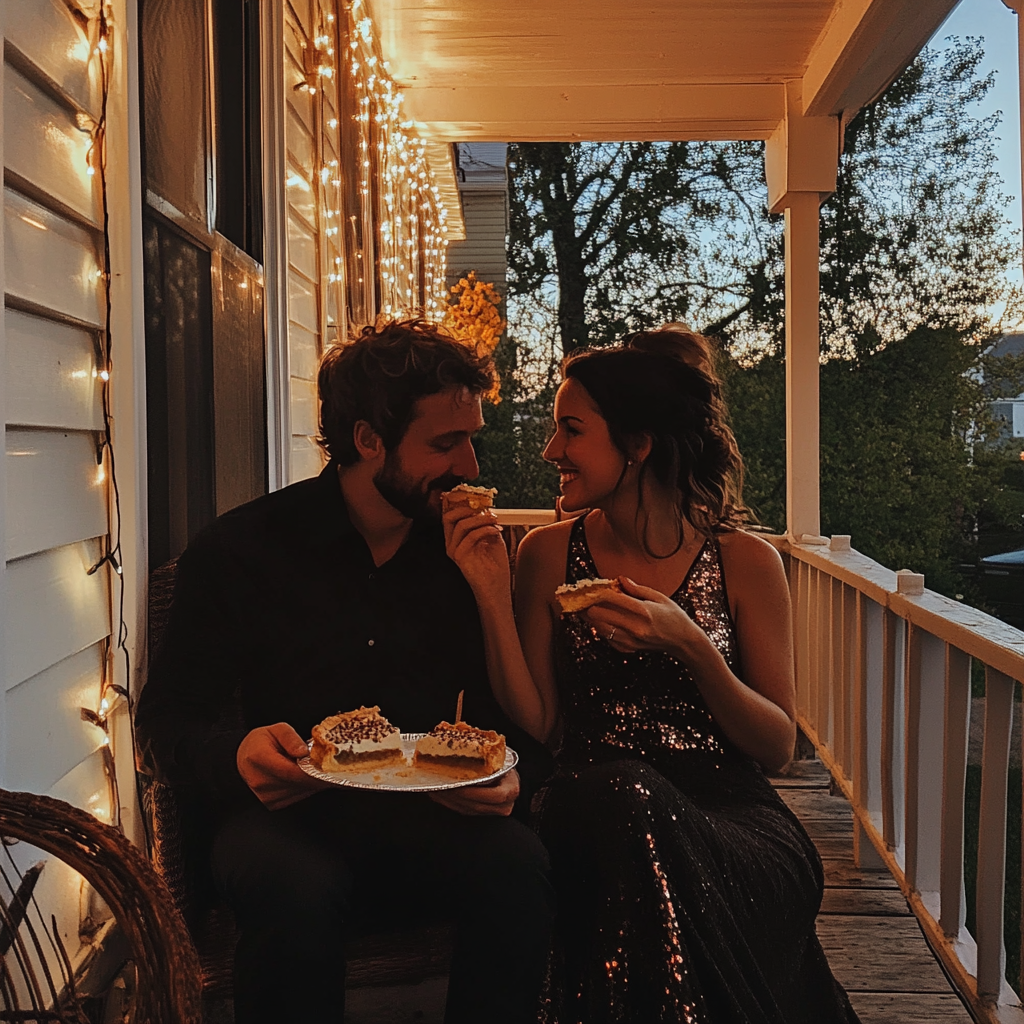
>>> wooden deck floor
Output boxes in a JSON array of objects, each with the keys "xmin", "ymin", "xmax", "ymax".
[
  {"xmin": 771, "ymin": 758, "xmax": 973, "ymax": 1024},
  {"xmin": 339, "ymin": 757, "xmax": 975, "ymax": 1023}
]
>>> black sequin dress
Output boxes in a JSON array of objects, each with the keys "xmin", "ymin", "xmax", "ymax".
[{"xmin": 536, "ymin": 516, "xmax": 860, "ymax": 1024}]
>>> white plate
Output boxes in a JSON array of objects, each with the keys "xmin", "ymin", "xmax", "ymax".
[{"xmin": 297, "ymin": 732, "xmax": 518, "ymax": 793}]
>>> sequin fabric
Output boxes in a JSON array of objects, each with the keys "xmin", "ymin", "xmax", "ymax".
[{"xmin": 537, "ymin": 515, "xmax": 861, "ymax": 1024}]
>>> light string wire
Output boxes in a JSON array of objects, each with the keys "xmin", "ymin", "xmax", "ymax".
[{"xmin": 79, "ymin": 1, "xmax": 128, "ymax": 835}]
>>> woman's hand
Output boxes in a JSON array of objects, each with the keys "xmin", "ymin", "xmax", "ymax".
[
  {"xmin": 443, "ymin": 505, "xmax": 510, "ymax": 607},
  {"xmin": 583, "ymin": 576, "xmax": 705, "ymax": 660}
]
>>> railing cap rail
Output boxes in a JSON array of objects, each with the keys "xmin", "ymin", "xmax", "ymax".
[{"xmin": 774, "ymin": 534, "xmax": 1024, "ymax": 682}]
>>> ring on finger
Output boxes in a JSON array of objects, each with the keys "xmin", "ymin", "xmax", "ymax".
[{"xmin": 606, "ymin": 627, "xmax": 617, "ymax": 642}]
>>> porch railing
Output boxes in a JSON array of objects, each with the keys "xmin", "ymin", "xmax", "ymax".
[
  {"xmin": 775, "ymin": 534, "xmax": 1024, "ymax": 1024},
  {"xmin": 496, "ymin": 510, "xmax": 1024, "ymax": 1023}
]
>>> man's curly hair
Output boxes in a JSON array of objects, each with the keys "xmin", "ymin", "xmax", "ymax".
[{"xmin": 317, "ymin": 319, "xmax": 497, "ymax": 465}]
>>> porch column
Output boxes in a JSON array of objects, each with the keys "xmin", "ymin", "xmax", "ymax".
[
  {"xmin": 764, "ymin": 81, "xmax": 840, "ymax": 540},
  {"xmin": 784, "ymin": 195, "xmax": 822, "ymax": 539}
]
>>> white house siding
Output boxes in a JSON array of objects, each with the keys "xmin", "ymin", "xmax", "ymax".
[
  {"xmin": 283, "ymin": 0, "xmax": 344, "ymax": 483},
  {"xmin": 1, "ymin": 0, "xmax": 138, "ymax": 992}
]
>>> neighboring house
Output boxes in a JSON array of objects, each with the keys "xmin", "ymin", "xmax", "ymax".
[
  {"xmin": 987, "ymin": 333, "xmax": 1024, "ymax": 441},
  {"xmin": 446, "ymin": 143, "xmax": 509, "ymax": 297}
]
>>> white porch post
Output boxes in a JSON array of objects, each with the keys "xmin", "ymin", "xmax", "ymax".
[
  {"xmin": 784, "ymin": 195, "xmax": 822, "ymax": 539},
  {"xmin": 765, "ymin": 81, "xmax": 839, "ymax": 541}
]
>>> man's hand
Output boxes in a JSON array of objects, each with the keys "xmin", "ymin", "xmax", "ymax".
[
  {"xmin": 428, "ymin": 768, "xmax": 520, "ymax": 816},
  {"xmin": 236, "ymin": 723, "xmax": 332, "ymax": 811}
]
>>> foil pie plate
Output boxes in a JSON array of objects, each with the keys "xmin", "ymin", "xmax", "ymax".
[{"xmin": 297, "ymin": 732, "xmax": 518, "ymax": 793}]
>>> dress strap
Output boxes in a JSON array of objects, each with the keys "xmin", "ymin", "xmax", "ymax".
[{"xmin": 564, "ymin": 513, "xmax": 599, "ymax": 584}]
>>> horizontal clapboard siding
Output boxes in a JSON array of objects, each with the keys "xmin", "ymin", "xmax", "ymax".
[
  {"xmin": 5, "ymin": 644, "xmax": 106, "ymax": 793},
  {"xmin": 5, "ymin": 428, "xmax": 107, "ymax": 560},
  {"xmin": 446, "ymin": 191, "xmax": 508, "ymax": 290},
  {"xmin": 3, "ymin": 0, "xmax": 112, "ymax": 840},
  {"xmin": 5, "ymin": 308, "xmax": 103, "ymax": 430}
]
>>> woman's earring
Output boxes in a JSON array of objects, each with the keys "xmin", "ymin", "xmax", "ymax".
[{"xmin": 627, "ymin": 459, "xmax": 634, "ymax": 466}]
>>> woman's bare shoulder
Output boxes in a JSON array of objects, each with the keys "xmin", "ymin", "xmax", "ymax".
[
  {"xmin": 516, "ymin": 517, "xmax": 576, "ymax": 567},
  {"xmin": 716, "ymin": 530, "xmax": 787, "ymax": 588}
]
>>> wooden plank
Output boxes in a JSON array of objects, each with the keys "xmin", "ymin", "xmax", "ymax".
[
  {"xmin": 823, "ymin": 860, "xmax": 900, "ymax": 889},
  {"xmin": 4, "ymin": 539, "xmax": 110, "ymax": 690},
  {"xmin": 778, "ymin": 788, "xmax": 853, "ymax": 821},
  {"xmin": 769, "ymin": 758, "xmax": 831, "ymax": 788},
  {"xmin": 5, "ymin": 428, "xmax": 107, "ymax": 560},
  {"xmin": 5, "ymin": 643, "xmax": 106, "ymax": 793},
  {"xmin": 815, "ymin": 916, "xmax": 953, "ymax": 992},
  {"xmin": 811, "ymin": 835, "xmax": 855, "ymax": 859},
  {"xmin": 846, "ymin": 991, "xmax": 973, "ymax": 1024},
  {"xmin": 5, "ymin": 308, "xmax": 103, "ymax": 431},
  {"xmin": 4, "ymin": 63, "xmax": 100, "ymax": 225},
  {"xmin": 819, "ymin": 888, "xmax": 911, "ymax": 916},
  {"xmin": 4, "ymin": 188, "xmax": 103, "ymax": 328},
  {"xmin": 5, "ymin": 0, "xmax": 101, "ymax": 117}
]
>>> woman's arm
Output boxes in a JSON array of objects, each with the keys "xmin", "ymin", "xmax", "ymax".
[
  {"xmin": 584, "ymin": 532, "xmax": 796, "ymax": 771},
  {"xmin": 444, "ymin": 509, "xmax": 563, "ymax": 743}
]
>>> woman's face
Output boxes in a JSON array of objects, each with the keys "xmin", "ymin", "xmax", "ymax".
[{"xmin": 543, "ymin": 378, "xmax": 627, "ymax": 512}]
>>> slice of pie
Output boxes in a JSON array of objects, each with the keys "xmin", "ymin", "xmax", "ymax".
[
  {"xmin": 309, "ymin": 706, "xmax": 406, "ymax": 773},
  {"xmin": 441, "ymin": 483, "xmax": 498, "ymax": 513},
  {"xmin": 413, "ymin": 720, "xmax": 506, "ymax": 776},
  {"xmin": 554, "ymin": 577, "xmax": 622, "ymax": 615}
]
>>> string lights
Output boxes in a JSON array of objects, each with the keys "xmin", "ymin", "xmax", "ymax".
[
  {"xmin": 342, "ymin": 0, "xmax": 448, "ymax": 322},
  {"xmin": 76, "ymin": 1, "xmax": 125, "ymax": 831}
]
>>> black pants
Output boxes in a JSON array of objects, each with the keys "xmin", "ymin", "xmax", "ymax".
[{"xmin": 211, "ymin": 789, "xmax": 554, "ymax": 1024}]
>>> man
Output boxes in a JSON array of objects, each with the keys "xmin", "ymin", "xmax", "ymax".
[{"xmin": 135, "ymin": 320, "xmax": 554, "ymax": 1024}]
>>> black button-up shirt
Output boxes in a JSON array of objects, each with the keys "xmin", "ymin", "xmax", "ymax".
[{"xmin": 135, "ymin": 463, "xmax": 549, "ymax": 815}]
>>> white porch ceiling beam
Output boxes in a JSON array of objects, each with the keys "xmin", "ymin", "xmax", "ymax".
[
  {"xmin": 802, "ymin": 0, "xmax": 960, "ymax": 117},
  {"xmin": 403, "ymin": 83, "xmax": 786, "ymax": 143}
]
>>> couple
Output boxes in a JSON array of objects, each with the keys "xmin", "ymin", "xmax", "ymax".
[{"xmin": 136, "ymin": 319, "xmax": 859, "ymax": 1024}]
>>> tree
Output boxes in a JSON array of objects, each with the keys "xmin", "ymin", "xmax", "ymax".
[{"xmin": 496, "ymin": 38, "xmax": 1024, "ymax": 597}]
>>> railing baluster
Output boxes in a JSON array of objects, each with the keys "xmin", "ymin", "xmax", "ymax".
[
  {"xmin": 940, "ymin": 646, "xmax": 970, "ymax": 940},
  {"xmin": 809, "ymin": 567, "xmax": 820, "ymax": 732},
  {"xmin": 881, "ymin": 607, "xmax": 898, "ymax": 851},
  {"xmin": 904, "ymin": 626, "xmax": 944, "ymax": 897},
  {"xmin": 831, "ymin": 576, "xmax": 843, "ymax": 769},
  {"xmin": 976, "ymin": 666, "xmax": 1015, "ymax": 1001},
  {"xmin": 794, "ymin": 561, "xmax": 808, "ymax": 716}
]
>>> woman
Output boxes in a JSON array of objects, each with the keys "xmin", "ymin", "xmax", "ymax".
[{"xmin": 445, "ymin": 326, "xmax": 860, "ymax": 1024}]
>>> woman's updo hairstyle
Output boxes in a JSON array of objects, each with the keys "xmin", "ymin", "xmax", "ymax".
[{"xmin": 562, "ymin": 325, "xmax": 750, "ymax": 552}]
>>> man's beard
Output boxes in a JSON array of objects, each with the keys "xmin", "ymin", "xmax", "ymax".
[{"xmin": 373, "ymin": 452, "xmax": 463, "ymax": 520}]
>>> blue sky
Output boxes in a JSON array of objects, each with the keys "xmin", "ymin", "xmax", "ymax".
[{"xmin": 932, "ymin": 0, "xmax": 1022, "ymax": 292}]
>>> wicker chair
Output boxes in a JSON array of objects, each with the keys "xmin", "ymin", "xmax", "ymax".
[
  {"xmin": 139, "ymin": 560, "xmax": 453, "ymax": 1008},
  {"xmin": 0, "ymin": 786, "xmax": 203, "ymax": 1023}
]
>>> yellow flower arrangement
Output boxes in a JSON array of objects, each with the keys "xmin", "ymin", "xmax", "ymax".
[{"xmin": 443, "ymin": 271, "xmax": 505, "ymax": 402}]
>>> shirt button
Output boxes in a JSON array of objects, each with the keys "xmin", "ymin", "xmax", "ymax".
[
  {"xmin": 367, "ymin": 639, "xmax": 375, "ymax": 647},
  {"xmin": 368, "ymin": 573, "xmax": 376, "ymax": 580}
]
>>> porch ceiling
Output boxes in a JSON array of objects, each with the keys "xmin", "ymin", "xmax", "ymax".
[{"xmin": 367, "ymin": 0, "xmax": 960, "ymax": 141}]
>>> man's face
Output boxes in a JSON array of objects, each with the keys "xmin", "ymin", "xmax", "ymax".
[{"xmin": 373, "ymin": 386, "xmax": 485, "ymax": 519}]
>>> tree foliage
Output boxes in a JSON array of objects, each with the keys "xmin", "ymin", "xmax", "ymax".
[{"xmin": 494, "ymin": 38, "xmax": 1024, "ymax": 595}]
